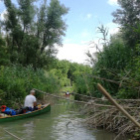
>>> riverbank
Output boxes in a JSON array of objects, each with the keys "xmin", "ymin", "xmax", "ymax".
[{"xmin": 79, "ymin": 97, "xmax": 140, "ymax": 140}]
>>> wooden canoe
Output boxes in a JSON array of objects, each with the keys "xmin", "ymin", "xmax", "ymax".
[{"xmin": 0, "ymin": 104, "xmax": 51, "ymax": 123}]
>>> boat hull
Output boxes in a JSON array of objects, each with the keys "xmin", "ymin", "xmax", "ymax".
[{"xmin": 0, "ymin": 104, "xmax": 51, "ymax": 123}]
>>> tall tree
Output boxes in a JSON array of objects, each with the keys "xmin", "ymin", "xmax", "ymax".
[
  {"xmin": 0, "ymin": 36, "xmax": 9, "ymax": 65},
  {"xmin": 36, "ymin": 2, "xmax": 46, "ymax": 39},
  {"xmin": 2, "ymin": 0, "xmax": 69, "ymax": 69},
  {"xmin": 18, "ymin": 0, "xmax": 36, "ymax": 32},
  {"xmin": 112, "ymin": 0, "xmax": 140, "ymax": 48},
  {"xmin": 41, "ymin": 0, "xmax": 69, "ymax": 52}
]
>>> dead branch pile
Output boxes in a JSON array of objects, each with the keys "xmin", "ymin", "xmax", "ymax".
[{"xmin": 83, "ymin": 100, "xmax": 140, "ymax": 139}]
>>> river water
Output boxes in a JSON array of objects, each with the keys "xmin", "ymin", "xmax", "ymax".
[{"xmin": 0, "ymin": 102, "xmax": 126, "ymax": 140}]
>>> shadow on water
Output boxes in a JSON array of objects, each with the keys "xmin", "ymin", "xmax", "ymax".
[{"xmin": 0, "ymin": 102, "xmax": 128, "ymax": 140}]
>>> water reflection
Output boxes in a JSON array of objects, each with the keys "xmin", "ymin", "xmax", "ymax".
[
  {"xmin": 0, "ymin": 103, "xmax": 121, "ymax": 140},
  {"xmin": 23, "ymin": 121, "xmax": 35, "ymax": 139}
]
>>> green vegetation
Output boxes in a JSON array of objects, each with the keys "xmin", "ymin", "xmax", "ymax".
[
  {"xmin": 1, "ymin": 0, "xmax": 140, "ymax": 107},
  {"xmin": 1, "ymin": 0, "xmax": 68, "ymax": 69},
  {"xmin": 0, "ymin": 0, "xmax": 70, "ymax": 106},
  {"xmin": 49, "ymin": 59, "xmax": 92, "ymax": 94},
  {"xmin": 85, "ymin": 0, "xmax": 140, "ymax": 99},
  {"xmin": 0, "ymin": 65, "xmax": 61, "ymax": 107},
  {"xmin": 69, "ymin": 1, "xmax": 140, "ymax": 99}
]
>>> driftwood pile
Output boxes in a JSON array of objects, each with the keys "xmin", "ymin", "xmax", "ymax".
[{"xmin": 83, "ymin": 99, "xmax": 140, "ymax": 140}]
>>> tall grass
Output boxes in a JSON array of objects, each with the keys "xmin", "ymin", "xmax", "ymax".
[{"xmin": 0, "ymin": 65, "xmax": 61, "ymax": 107}]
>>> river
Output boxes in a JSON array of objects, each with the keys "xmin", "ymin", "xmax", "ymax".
[{"xmin": 0, "ymin": 102, "xmax": 127, "ymax": 140}]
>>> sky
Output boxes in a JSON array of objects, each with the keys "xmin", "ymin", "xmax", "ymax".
[
  {"xmin": 0, "ymin": 0, "xmax": 119, "ymax": 64},
  {"xmin": 56, "ymin": 0, "xmax": 119, "ymax": 64}
]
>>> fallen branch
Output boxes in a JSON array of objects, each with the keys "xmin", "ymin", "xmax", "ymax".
[{"xmin": 97, "ymin": 83, "xmax": 140, "ymax": 128}]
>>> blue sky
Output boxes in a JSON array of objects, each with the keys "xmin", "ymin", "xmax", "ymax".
[
  {"xmin": 0, "ymin": 0, "xmax": 119, "ymax": 64},
  {"xmin": 60, "ymin": 0, "xmax": 118, "ymax": 44},
  {"xmin": 56, "ymin": 0, "xmax": 119, "ymax": 64}
]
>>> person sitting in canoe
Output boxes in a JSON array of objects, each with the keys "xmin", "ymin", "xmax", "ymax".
[
  {"xmin": 66, "ymin": 91, "xmax": 70, "ymax": 97},
  {"xmin": 24, "ymin": 89, "xmax": 38, "ymax": 111}
]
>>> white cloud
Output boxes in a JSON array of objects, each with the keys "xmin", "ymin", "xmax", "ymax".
[
  {"xmin": 86, "ymin": 13, "xmax": 92, "ymax": 19},
  {"xmin": 56, "ymin": 35, "xmax": 108, "ymax": 64},
  {"xmin": 109, "ymin": 27, "xmax": 119, "ymax": 35},
  {"xmin": 107, "ymin": 0, "xmax": 118, "ymax": 6},
  {"xmin": 105, "ymin": 22, "xmax": 120, "ymax": 35},
  {"xmin": 80, "ymin": 13, "xmax": 93, "ymax": 21},
  {"xmin": 56, "ymin": 43, "xmax": 95, "ymax": 64},
  {"xmin": 0, "ymin": 10, "xmax": 7, "ymax": 21}
]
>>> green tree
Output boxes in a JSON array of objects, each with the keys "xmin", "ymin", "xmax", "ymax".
[
  {"xmin": 2, "ymin": 0, "xmax": 69, "ymax": 69},
  {"xmin": 112, "ymin": 0, "xmax": 140, "ymax": 48},
  {"xmin": 87, "ymin": 32, "xmax": 132, "ymax": 97},
  {"xmin": 36, "ymin": 2, "xmax": 46, "ymax": 38},
  {"xmin": 0, "ymin": 36, "xmax": 9, "ymax": 65},
  {"xmin": 18, "ymin": 0, "xmax": 36, "ymax": 32},
  {"xmin": 40, "ymin": 0, "xmax": 69, "ymax": 53},
  {"xmin": 4, "ymin": 0, "xmax": 22, "ymax": 54}
]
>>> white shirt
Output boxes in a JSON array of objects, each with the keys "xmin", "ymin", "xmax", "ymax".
[{"xmin": 24, "ymin": 94, "xmax": 37, "ymax": 108}]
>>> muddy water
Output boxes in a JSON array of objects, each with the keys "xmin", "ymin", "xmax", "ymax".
[{"xmin": 0, "ymin": 103, "xmax": 127, "ymax": 140}]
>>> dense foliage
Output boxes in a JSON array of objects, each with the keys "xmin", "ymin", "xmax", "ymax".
[
  {"xmin": 1, "ymin": 0, "xmax": 68, "ymax": 69},
  {"xmin": 1, "ymin": 0, "xmax": 140, "ymax": 105},
  {"xmin": 49, "ymin": 59, "xmax": 92, "ymax": 94},
  {"xmin": 112, "ymin": 0, "xmax": 140, "ymax": 48},
  {"xmin": 0, "ymin": 0, "xmax": 70, "ymax": 106},
  {"xmin": 85, "ymin": 0, "xmax": 140, "ymax": 99},
  {"xmin": 0, "ymin": 65, "xmax": 61, "ymax": 107}
]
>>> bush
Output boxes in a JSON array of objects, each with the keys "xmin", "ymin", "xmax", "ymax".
[{"xmin": 0, "ymin": 65, "xmax": 61, "ymax": 106}]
